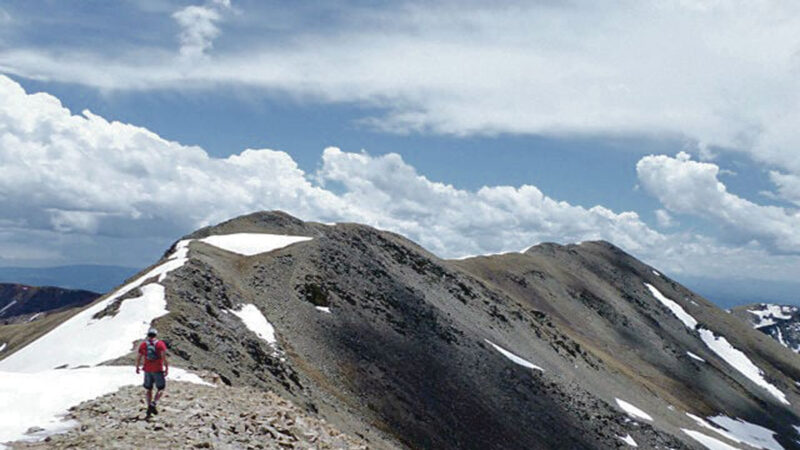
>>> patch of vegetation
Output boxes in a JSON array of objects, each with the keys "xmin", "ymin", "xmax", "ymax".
[{"xmin": 298, "ymin": 283, "xmax": 330, "ymax": 307}]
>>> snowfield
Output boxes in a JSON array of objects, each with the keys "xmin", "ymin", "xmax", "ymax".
[
  {"xmin": 0, "ymin": 366, "xmax": 208, "ymax": 445},
  {"xmin": 644, "ymin": 283, "xmax": 788, "ymax": 405},
  {"xmin": 0, "ymin": 244, "xmax": 188, "ymax": 372},
  {"xmin": 485, "ymin": 339, "xmax": 543, "ymax": 371},
  {"xmin": 0, "ymin": 284, "xmax": 169, "ymax": 372},
  {"xmin": 0, "ymin": 233, "xmax": 311, "ymax": 445}
]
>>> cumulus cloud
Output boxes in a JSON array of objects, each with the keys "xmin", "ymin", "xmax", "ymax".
[
  {"xmin": 637, "ymin": 152, "xmax": 800, "ymax": 252},
  {"xmin": 172, "ymin": 1, "xmax": 231, "ymax": 59},
  {"xmin": 0, "ymin": 74, "xmax": 654, "ymax": 257},
  {"xmin": 316, "ymin": 148, "xmax": 664, "ymax": 256},
  {"xmin": 1, "ymin": 74, "xmax": 799, "ymax": 282}
]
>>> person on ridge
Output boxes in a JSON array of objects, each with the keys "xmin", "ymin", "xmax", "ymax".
[{"xmin": 136, "ymin": 327, "xmax": 169, "ymax": 417}]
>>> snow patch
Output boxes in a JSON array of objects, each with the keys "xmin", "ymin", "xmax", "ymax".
[
  {"xmin": 645, "ymin": 283, "xmax": 697, "ymax": 329},
  {"xmin": 485, "ymin": 339, "xmax": 543, "ymax": 371},
  {"xmin": 229, "ymin": 304, "xmax": 277, "ymax": 345},
  {"xmin": 747, "ymin": 303, "xmax": 796, "ymax": 329},
  {"xmin": 315, "ymin": 306, "xmax": 331, "ymax": 313},
  {"xmin": 749, "ymin": 304, "xmax": 792, "ymax": 322},
  {"xmin": 0, "ymin": 366, "xmax": 207, "ymax": 445},
  {"xmin": 708, "ymin": 415, "xmax": 783, "ymax": 450},
  {"xmin": 754, "ymin": 317, "xmax": 778, "ymax": 328},
  {"xmin": 776, "ymin": 327, "xmax": 787, "ymax": 347},
  {"xmin": 27, "ymin": 313, "xmax": 41, "ymax": 322},
  {"xmin": 169, "ymin": 369, "xmax": 216, "ymax": 387},
  {"xmin": 687, "ymin": 351, "xmax": 706, "ymax": 362},
  {"xmin": 0, "ymin": 343, "xmax": 5, "ymax": 353},
  {"xmin": 687, "ymin": 413, "xmax": 783, "ymax": 450},
  {"xmin": 652, "ymin": 270, "xmax": 661, "ymax": 277},
  {"xmin": 697, "ymin": 328, "xmax": 788, "ymax": 405},
  {"xmin": 198, "ymin": 233, "xmax": 311, "ymax": 256},
  {"xmin": 618, "ymin": 434, "xmax": 638, "ymax": 447},
  {"xmin": 615, "ymin": 398, "xmax": 653, "ymax": 422},
  {"xmin": 0, "ymin": 300, "xmax": 17, "ymax": 316},
  {"xmin": 644, "ymin": 284, "xmax": 788, "ymax": 405},
  {"xmin": 682, "ymin": 429, "xmax": 741, "ymax": 450}
]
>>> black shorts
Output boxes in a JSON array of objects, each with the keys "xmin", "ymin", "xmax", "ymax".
[{"xmin": 143, "ymin": 371, "xmax": 166, "ymax": 390}]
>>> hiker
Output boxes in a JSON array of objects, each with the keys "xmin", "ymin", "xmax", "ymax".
[{"xmin": 135, "ymin": 327, "xmax": 169, "ymax": 417}]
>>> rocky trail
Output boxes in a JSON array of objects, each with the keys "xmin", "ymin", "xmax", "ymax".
[{"xmin": 10, "ymin": 377, "xmax": 369, "ymax": 449}]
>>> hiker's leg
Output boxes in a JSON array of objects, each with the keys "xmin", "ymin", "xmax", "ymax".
[
  {"xmin": 153, "ymin": 372, "xmax": 166, "ymax": 403},
  {"xmin": 144, "ymin": 372, "xmax": 156, "ymax": 405}
]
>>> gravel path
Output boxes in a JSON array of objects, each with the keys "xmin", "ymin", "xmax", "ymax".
[{"xmin": 10, "ymin": 379, "xmax": 369, "ymax": 449}]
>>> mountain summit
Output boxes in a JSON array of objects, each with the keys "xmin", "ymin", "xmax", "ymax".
[{"xmin": 2, "ymin": 211, "xmax": 799, "ymax": 449}]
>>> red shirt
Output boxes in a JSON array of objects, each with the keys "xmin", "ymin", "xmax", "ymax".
[{"xmin": 138, "ymin": 338, "xmax": 167, "ymax": 373}]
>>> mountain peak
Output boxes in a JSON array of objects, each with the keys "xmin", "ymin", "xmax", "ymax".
[{"xmin": 187, "ymin": 210, "xmax": 313, "ymax": 239}]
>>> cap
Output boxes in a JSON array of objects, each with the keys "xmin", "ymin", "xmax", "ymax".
[{"xmin": 147, "ymin": 327, "xmax": 158, "ymax": 336}]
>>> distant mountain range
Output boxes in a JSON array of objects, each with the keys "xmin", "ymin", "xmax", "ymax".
[
  {"xmin": 0, "ymin": 265, "xmax": 137, "ymax": 294},
  {"xmin": 0, "ymin": 284, "xmax": 99, "ymax": 323},
  {"xmin": 731, "ymin": 303, "xmax": 800, "ymax": 354},
  {"xmin": 2, "ymin": 211, "xmax": 799, "ymax": 449}
]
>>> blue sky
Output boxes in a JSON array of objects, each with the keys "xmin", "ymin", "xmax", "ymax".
[{"xmin": 1, "ymin": 1, "xmax": 799, "ymax": 305}]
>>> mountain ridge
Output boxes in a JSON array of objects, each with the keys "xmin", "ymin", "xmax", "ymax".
[{"xmin": 3, "ymin": 210, "xmax": 799, "ymax": 449}]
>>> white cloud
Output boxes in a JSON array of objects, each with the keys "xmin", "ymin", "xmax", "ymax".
[
  {"xmin": 172, "ymin": 1, "xmax": 231, "ymax": 59},
  {"xmin": 1, "ymin": 74, "xmax": 799, "ymax": 282},
  {"xmin": 768, "ymin": 171, "xmax": 800, "ymax": 207},
  {"xmin": 0, "ymin": 73, "xmax": 653, "ymax": 257},
  {"xmin": 316, "ymin": 147, "xmax": 663, "ymax": 257},
  {"xmin": 1, "ymin": 1, "xmax": 799, "ymax": 184},
  {"xmin": 655, "ymin": 209, "xmax": 677, "ymax": 228},
  {"xmin": 637, "ymin": 152, "xmax": 800, "ymax": 252}
]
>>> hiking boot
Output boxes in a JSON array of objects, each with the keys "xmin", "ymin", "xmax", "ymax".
[
  {"xmin": 151, "ymin": 402, "xmax": 158, "ymax": 415},
  {"xmin": 147, "ymin": 403, "xmax": 156, "ymax": 417}
]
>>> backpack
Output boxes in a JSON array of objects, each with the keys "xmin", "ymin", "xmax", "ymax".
[{"xmin": 145, "ymin": 339, "xmax": 160, "ymax": 361}]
